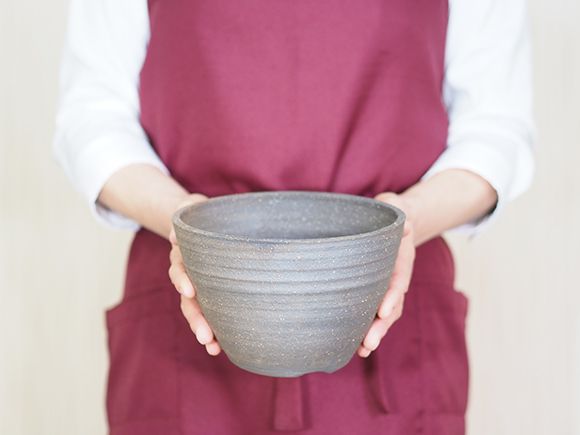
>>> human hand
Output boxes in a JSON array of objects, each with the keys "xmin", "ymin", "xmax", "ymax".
[
  {"xmin": 357, "ymin": 192, "xmax": 416, "ymax": 358},
  {"xmin": 168, "ymin": 193, "xmax": 222, "ymax": 356}
]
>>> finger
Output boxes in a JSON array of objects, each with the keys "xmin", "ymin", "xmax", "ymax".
[
  {"xmin": 205, "ymin": 341, "xmax": 222, "ymax": 356},
  {"xmin": 362, "ymin": 318, "xmax": 389, "ymax": 352},
  {"xmin": 390, "ymin": 224, "xmax": 415, "ymax": 292},
  {"xmin": 374, "ymin": 192, "xmax": 399, "ymax": 205},
  {"xmin": 378, "ymin": 226, "xmax": 415, "ymax": 318},
  {"xmin": 377, "ymin": 286, "xmax": 404, "ymax": 320},
  {"xmin": 177, "ymin": 193, "xmax": 209, "ymax": 210},
  {"xmin": 180, "ymin": 296, "xmax": 214, "ymax": 345},
  {"xmin": 168, "ymin": 262, "xmax": 195, "ymax": 298},
  {"xmin": 169, "ymin": 243, "xmax": 183, "ymax": 263},
  {"xmin": 169, "ymin": 228, "xmax": 177, "ymax": 245},
  {"xmin": 363, "ymin": 295, "xmax": 405, "ymax": 352},
  {"xmin": 357, "ymin": 346, "xmax": 371, "ymax": 358},
  {"xmin": 169, "ymin": 247, "xmax": 195, "ymax": 298}
]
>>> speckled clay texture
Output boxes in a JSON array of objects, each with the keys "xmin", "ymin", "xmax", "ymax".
[{"xmin": 173, "ymin": 191, "xmax": 405, "ymax": 377}]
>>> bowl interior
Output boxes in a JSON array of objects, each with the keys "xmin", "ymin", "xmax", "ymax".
[{"xmin": 176, "ymin": 191, "xmax": 401, "ymax": 241}]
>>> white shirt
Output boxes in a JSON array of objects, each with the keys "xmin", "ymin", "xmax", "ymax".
[{"xmin": 53, "ymin": 0, "xmax": 535, "ymax": 234}]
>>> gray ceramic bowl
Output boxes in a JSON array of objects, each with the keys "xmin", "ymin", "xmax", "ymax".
[{"xmin": 173, "ymin": 191, "xmax": 405, "ymax": 377}]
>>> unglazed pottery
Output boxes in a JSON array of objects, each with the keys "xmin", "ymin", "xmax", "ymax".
[{"xmin": 172, "ymin": 191, "xmax": 405, "ymax": 377}]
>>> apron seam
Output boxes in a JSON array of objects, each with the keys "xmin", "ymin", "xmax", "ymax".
[
  {"xmin": 416, "ymin": 284, "xmax": 427, "ymax": 434},
  {"xmin": 174, "ymin": 306, "xmax": 185, "ymax": 435}
]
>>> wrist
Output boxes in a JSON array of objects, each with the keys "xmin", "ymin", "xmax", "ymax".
[
  {"xmin": 400, "ymin": 168, "xmax": 499, "ymax": 244},
  {"xmin": 145, "ymin": 190, "xmax": 190, "ymax": 239},
  {"xmin": 99, "ymin": 164, "xmax": 190, "ymax": 239}
]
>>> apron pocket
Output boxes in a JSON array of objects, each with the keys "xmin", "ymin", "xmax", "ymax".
[
  {"xmin": 371, "ymin": 304, "xmax": 422, "ymax": 415},
  {"xmin": 417, "ymin": 281, "xmax": 469, "ymax": 416},
  {"xmin": 105, "ymin": 287, "xmax": 181, "ymax": 429}
]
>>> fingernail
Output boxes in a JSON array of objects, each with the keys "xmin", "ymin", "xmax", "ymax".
[
  {"xmin": 206, "ymin": 343, "xmax": 221, "ymax": 356},
  {"xmin": 359, "ymin": 348, "xmax": 371, "ymax": 358},
  {"xmin": 365, "ymin": 336, "xmax": 379, "ymax": 351}
]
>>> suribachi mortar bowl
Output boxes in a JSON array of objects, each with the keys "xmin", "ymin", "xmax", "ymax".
[{"xmin": 172, "ymin": 191, "xmax": 405, "ymax": 377}]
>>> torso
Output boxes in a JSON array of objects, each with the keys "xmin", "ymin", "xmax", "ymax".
[{"xmin": 105, "ymin": 2, "xmax": 469, "ymax": 434}]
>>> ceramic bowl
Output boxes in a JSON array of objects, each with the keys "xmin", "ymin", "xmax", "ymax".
[{"xmin": 172, "ymin": 191, "xmax": 405, "ymax": 377}]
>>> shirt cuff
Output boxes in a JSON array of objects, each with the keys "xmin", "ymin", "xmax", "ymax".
[
  {"xmin": 65, "ymin": 132, "xmax": 169, "ymax": 230},
  {"xmin": 421, "ymin": 139, "xmax": 534, "ymax": 236}
]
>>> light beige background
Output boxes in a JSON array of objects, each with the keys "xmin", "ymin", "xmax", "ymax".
[{"xmin": 1, "ymin": 1, "xmax": 579, "ymax": 434}]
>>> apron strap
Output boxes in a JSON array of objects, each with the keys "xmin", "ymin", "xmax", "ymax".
[
  {"xmin": 269, "ymin": 352, "xmax": 390, "ymax": 431},
  {"xmin": 272, "ymin": 377, "xmax": 305, "ymax": 431}
]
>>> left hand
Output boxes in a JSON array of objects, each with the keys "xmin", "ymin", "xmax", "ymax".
[{"xmin": 357, "ymin": 192, "xmax": 416, "ymax": 358}]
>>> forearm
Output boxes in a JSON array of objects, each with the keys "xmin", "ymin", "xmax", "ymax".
[
  {"xmin": 97, "ymin": 164, "xmax": 189, "ymax": 239},
  {"xmin": 401, "ymin": 169, "xmax": 498, "ymax": 246}
]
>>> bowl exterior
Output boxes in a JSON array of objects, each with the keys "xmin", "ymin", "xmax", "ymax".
[{"xmin": 173, "ymin": 195, "xmax": 404, "ymax": 377}]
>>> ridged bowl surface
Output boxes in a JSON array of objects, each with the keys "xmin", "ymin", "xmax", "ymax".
[{"xmin": 173, "ymin": 191, "xmax": 405, "ymax": 377}]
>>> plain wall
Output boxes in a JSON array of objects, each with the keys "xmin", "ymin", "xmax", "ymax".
[{"xmin": 1, "ymin": 1, "xmax": 579, "ymax": 434}]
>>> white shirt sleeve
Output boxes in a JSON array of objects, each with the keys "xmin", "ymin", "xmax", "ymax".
[
  {"xmin": 422, "ymin": 0, "xmax": 536, "ymax": 235},
  {"xmin": 53, "ymin": 0, "xmax": 164, "ymax": 230}
]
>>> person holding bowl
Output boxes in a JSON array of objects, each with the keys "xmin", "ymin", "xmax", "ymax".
[{"xmin": 54, "ymin": 0, "xmax": 534, "ymax": 433}]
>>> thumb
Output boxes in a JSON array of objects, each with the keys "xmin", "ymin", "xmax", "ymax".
[{"xmin": 177, "ymin": 193, "xmax": 209, "ymax": 210}]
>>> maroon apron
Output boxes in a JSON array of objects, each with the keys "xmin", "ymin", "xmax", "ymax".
[{"xmin": 105, "ymin": 1, "xmax": 469, "ymax": 434}]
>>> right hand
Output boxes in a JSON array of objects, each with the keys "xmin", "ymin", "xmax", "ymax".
[{"xmin": 168, "ymin": 193, "xmax": 222, "ymax": 356}]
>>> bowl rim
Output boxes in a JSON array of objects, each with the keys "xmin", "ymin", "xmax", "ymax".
[{"xmin": 172, "ymin": 190, "xmax": 406, "ymax": 245}]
